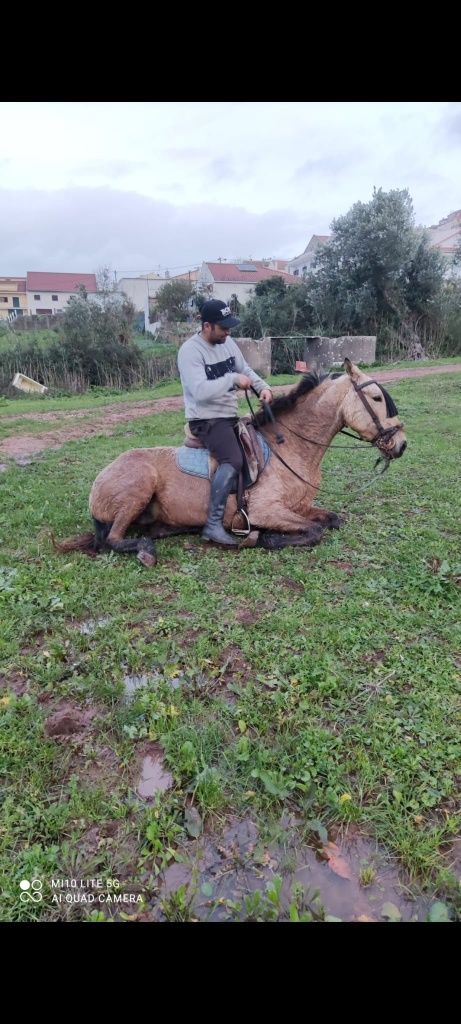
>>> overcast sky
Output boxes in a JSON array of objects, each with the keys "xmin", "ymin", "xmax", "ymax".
[{"xmin": 1, "ymin": 101, "xmax": 460, "ymax": 277}]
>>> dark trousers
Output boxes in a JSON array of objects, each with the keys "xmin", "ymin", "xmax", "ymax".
[{"xmin": 188, "ymin": 417, "xmax": 243, "ymax": 473}]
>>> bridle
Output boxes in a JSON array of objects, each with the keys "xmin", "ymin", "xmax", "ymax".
[{"xmin": 352, "ymin": 379, "xmax": 402, "ymax": 451}]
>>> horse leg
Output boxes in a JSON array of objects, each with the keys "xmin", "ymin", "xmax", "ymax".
[
  {"xmin": 106, "ymin": 511, "xmax": 157, "ymax": 567},
  {"xmin": 253, "ymin": 506, "xmax": 334, "ymax": 551},
  {"xmin": 302, "ymin": 508, "xmax": 345, "ymax": 530},
  {"xmin": 257, "ymin": 523, "xmax": 325, "ymax": 549},
  {"xmin": 148, "ymin": 524, "xmax": 202, "ymax": 540}
]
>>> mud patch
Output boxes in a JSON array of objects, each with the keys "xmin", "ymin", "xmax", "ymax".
[
  {"xmin": 234, "ymin": 607, "xmax": 260, "ymax": 625},
  {"xmin": 279, "ymin": 577, "xmax": 305, "ymax": 594},
  {"xmin": 0, "ymin": 670, "xmax": 28, "ymax": 696},
  {"xmin": 0, "ymin": 396, "xmax": 187, "ymax": 462},
  {"xmin": 328, "ymin": 560, "xmax": 354, "ymax": 572},
  {"xmin": 44, "ymin": 703, "xmax": 99, "ymax": 737}
]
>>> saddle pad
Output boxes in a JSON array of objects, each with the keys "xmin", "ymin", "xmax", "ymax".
[{"xmin": 176, "ymin": 431, "xmax": 271, "ymax": 480}]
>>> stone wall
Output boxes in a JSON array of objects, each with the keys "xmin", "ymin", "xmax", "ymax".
[
  {"xmin": 303, "ymin": 335, "xmax": 376, "ymax": 371},
  {"xmin": 235, "ymin": 337, "xmax": 272, "ymax": 377}
]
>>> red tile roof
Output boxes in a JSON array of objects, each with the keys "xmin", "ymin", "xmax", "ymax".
[
  {"xmin": 204, "ymin": 263, "xmax": 297, "ymax": 284},
  {"xmin": 26, "ymin": 272, "xmax": 97, "ymax": 293},
  {"xmin": 0, "ymin": 276, "xmax": 26, "ymax": 291}
]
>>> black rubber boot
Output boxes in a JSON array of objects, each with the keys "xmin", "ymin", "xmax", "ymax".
[{"xmin": 202, "ymin": 464, "xmax": 240, "ymax": 546}]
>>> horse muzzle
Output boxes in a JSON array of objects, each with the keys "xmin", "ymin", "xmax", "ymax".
[{"xmin": 376, "ymin": 431, "xmax": 407, "ymax": 459}]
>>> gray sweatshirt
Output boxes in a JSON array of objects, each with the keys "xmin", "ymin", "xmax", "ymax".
[{"xmin": 177, "ymin": 332, "xmax": 270, "ymax": 420}]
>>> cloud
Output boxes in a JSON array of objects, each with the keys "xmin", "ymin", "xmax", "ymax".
[
  {"xmin": 163, "ymin": 147, "xmax": 209, "ymax": 160},
  {"xmin": 438, "ymin": 105, "xmax": 461, "ymax": 145},
  {"xmin": 0, "ymin": 186, "xmax": 320, "ymax": 274},
  {"xmin": 74, "ymin": 159, "xmax": 147, "ymax": 179},
  {"xmin": 206, "ymin": 157, "xmax": 246, "ymax": 183},
  {"xmin": 295, "ymin": 152, "xmax": 365, "ymax": 179}
]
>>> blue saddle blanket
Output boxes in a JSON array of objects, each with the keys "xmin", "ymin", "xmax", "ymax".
[{"xmin": 176, "ymin": 431, "xmax": 271, "ymax": 480}]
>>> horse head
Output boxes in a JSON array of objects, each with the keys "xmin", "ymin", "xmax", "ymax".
[{"xmin": 341, "ymin": 358, "xmax": 407, "ymax": 459}]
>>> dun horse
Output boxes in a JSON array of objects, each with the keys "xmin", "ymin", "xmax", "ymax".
[{"xmin": 54, "ymin": 360, "xmax": 407, "ymax": 566}]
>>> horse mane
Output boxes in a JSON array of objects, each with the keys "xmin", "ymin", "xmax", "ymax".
[
  {"xmin": 254, "ymin": 369, "xmax": 399, "ymax": 427},
  {"xmin": 254, "ymin": 371, "xmax": 328, "ymax": 427}
]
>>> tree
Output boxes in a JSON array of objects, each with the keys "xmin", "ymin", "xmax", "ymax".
[
  {"xmin": 238, "ymin": 276, "xmax": 315, "ymax": 339},
  {"xmin": 58, "ymin": 290, "xmax": 140, "ymax": 382},
  {"xmin": 307, "ymin": 188, "xmax": 445, "ymax": 336},
  {"xmin": 151, "ymin": 280, "xmax": 194, "ymax": 322},
  {"xmin": 95, "ymin": 265, "xmax": 116, "ymax": 308}
]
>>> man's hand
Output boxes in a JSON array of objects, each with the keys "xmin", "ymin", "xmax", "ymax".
[
  {"xmin": 259, "ymin": 388, "xmax": 273, "ymax": 403},
  {"xmin": 236, "ymin": 374, "xmax": 252, "ymax": 390}
]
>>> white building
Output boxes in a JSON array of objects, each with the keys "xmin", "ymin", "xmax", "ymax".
[
  {"xmin": 287, "ymin": 235, "xmax": 331, "ymax": 277},
  {"xmin": 427, "ymin": 210, "xmax": 461, "ymax": 277},
  {"xmin": 118, "ymin": 274, "xmax": 171, "ymax": 331},
  {"xmin": 26, "ymin": 271, "xmax": 98, "ymax": 315}
]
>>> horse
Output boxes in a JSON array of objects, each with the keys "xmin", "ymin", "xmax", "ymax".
[{"xmin": 53, "ymin": 359, "xmax": 407, "ymax": 567}]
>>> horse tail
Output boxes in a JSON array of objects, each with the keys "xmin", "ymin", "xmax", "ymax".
[{"xmin": 51, "ymin": 518, "xmax": 111, "ymax": 558}]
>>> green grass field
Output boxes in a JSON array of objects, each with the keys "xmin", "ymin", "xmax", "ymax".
[{"xmin": 0, "ymin": 371, "xmax": 459, "ymax": 922}]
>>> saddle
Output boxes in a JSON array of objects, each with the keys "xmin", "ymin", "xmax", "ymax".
[
  {"xmin": 183, "ymin": 417, "xmax": 266, "ymax": 487},
  {"xmin": 179, "ymin": 418, "xmax": 271, "ymax": 537}
]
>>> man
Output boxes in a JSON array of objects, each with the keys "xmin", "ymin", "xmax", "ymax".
[{"xmin": 177, "ymin": 299, "xmax": 273, "ymax": 546}]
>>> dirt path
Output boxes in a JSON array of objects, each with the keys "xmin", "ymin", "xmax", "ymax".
[{"xmin": 1, "ymin": 363, "xmax": 460, "ymax": 463}]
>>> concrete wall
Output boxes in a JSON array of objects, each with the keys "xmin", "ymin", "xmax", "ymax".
[
  {"xmin": 303, "ymin": 335, "xmax": 376, "ymax": 370},
  {"xmin": 235, "ymin": 336, "xmax": 271, "ymax": 377}
]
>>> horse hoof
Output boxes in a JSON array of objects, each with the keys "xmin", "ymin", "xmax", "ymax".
[
  {"xmin": 137, "ymin": 549, "xmax": 157, "ymax": 567},
  {"xmin": 239, "ymin": 530, "xmax": 260, "ymax": 548}
]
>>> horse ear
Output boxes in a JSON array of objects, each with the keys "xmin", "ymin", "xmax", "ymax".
[{"xmin": 343, "ymin": 358, "xmax": 360, "ymax": 380}]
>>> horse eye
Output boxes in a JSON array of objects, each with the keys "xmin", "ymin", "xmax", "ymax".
[{"xmin": 372, "ymin": 395, "xmax": 382, "ymax": 402}]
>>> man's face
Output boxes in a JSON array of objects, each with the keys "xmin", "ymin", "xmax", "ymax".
[{"xmin": 203, "ymin": 321, "xmax": 231, "ymax": 344}]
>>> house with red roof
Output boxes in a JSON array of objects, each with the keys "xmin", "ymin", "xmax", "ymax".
[
  {"xmin": 0, "ymin": 276, "xmax": 28, "ymax": 320},
  {"xmin": 198, "ymin": 260, "xmax": 296, "ymax": 306},
  {"xmin": 26, "ymin": 272, "xmax": 98, "ymax": 316}
]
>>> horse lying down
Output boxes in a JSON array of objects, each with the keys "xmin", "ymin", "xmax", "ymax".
[{"xmin": 53, "ymin": 360, "xmax": 406, "ymax": 567}]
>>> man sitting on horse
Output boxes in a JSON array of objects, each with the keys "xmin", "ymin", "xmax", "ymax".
[{"xmin": 177, "ymin": 299, "xmax": 273, "ymax": 546}]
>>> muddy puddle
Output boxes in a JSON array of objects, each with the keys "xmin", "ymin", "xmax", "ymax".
[
  {"xmin": 136, "ymin": 744, "xmax": 173, "ymax": 798},
  {"xmin": 152, "ymin": 817, "xmax": 432, "ymax": 922}
]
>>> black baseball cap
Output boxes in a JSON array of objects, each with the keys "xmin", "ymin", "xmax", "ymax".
[{"xmin": 200, "ymin": 299, "xmax": 240, "ymax": 329}]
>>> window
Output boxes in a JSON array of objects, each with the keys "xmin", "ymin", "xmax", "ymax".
[
  {"xmin": 51, "ymin": 295, "xmax": 58, "ymax": 301},
  {"xmin": 12, "ymin": 297, "xmax": 19, "ymax": 307},
  {"xmin": 34, "ymin": 294, "xmax": 40, "ymax": 300},
  {"xmin": 293, "ymin": 269, "xmax": 299, "ymax": 277},
  {"xmin": 1, "ymin": 297, "xmax": 7, "ymax": 303}
]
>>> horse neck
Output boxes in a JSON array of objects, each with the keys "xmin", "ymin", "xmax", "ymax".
[{"xmin": 281, "ymin": 378, "xmax": 346, "ymax": 464}]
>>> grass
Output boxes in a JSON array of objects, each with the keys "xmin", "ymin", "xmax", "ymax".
[{"xmin": 0, "ymin": 371, "xmax": 460, "ymax": 922}]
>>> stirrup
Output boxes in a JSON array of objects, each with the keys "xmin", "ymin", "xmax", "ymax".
[{"xmin": 231, "ymin": 507, "xmax": 251, "ymax": 538}]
